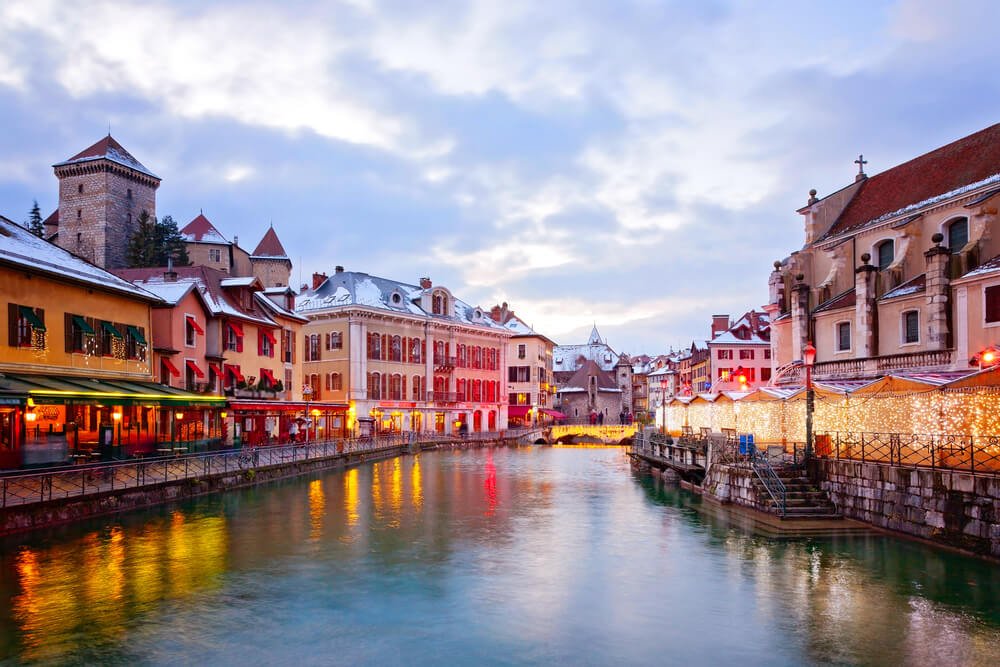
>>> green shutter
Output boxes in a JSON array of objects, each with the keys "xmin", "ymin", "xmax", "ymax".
[
  {"xmin": 18, "ymin": 305, "xmax": 45, "ymax": 331},
  {"xmin": 101, "ymin": 321, "xmax": 124, "ymax": 339},
  {"xmin": 72, "ymin": 315, "xmax": 95, "ymax": 335},
  {"xmin": 126, "ymin": 325, "xmax": 147, "ymax": 345}
]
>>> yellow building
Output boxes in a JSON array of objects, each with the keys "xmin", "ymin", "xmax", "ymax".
[
  {"xmin": 0, "ymin": 216, "xmax": 224, "ymax": 468},
  {"xmin": 297, "ymin": 269, "xmax": 510, "ymax": 435}
]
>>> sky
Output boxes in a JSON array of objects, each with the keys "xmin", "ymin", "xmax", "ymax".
[{"xmin": 1, "ymin": 0, "xmax": 998, "ymax": 354}]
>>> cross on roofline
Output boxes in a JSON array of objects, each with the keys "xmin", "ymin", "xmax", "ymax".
[{"xmin": 855, "ymin": 153, "xmax": 868, "ymax": 175}]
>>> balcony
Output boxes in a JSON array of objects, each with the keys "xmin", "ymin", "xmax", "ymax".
[
  {"xmin": 428, "ymin": 391, "xmax": 460, "ymax": 403},
  {"xmin": 434, "ymin": 356, "xmax": 458, "ymax": 373},
  {"xmin": 777, "ymin": 349, "xmax": 955, "ymax": 384}
]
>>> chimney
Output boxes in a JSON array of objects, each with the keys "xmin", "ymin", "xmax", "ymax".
[
  {"xmin": 233, "ymin": 235, "xmax": 239, "ymax": 247},
  {"xmin": 300, "ymin": 283, "xmax": 309, "ymax": 292},
  {"xmin": 312, "ymin": 272, "xmax": 327, "ymax": 290},
  {"xmin": 420, "ymin": 276, "xmax": 432, "ymax": 289},
  {"xmin": 490, "ymin": 304, "xmax": 502, "ymax": 322},
  {"xmin": 164, "ymin": 256, "xmax": 177, "ymax": 282},
  {"xmin": 335, "ymin": 265, "xmax": 344, "ymax": 273},
  {"xmin": 711, "ymin": 314, "xmax": 730, "ymax": 338}
]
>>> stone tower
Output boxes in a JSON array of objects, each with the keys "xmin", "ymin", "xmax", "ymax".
[
  {"xmin": 53, "ymin": 135, "xmax": 160, "ymax": 269},
  {"xmin": 250, "ymin": 225, "xmax": 293, "ymax": 288}
]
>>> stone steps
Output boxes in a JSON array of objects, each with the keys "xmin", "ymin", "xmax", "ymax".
[{"xmin": 752, "ymin": 473, "xmax": 841, "ymax": 519}]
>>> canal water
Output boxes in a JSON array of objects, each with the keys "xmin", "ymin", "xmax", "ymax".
[{"xmin": 1, "ymin": 447, "xmax": 999, "ymax": 666}]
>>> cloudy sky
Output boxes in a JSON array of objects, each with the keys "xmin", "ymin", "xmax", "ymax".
[{"xmin": 0, "ymin": 0, "xmax": 998, "ymax": 353}]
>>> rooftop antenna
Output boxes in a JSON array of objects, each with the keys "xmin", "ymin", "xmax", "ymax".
[{"xmin": 107, "ymin": 121, "xmax": 111, "ymax": 137}]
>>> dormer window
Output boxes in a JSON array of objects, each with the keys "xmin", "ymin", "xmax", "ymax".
[
  {"xmin": 431, "ymin": 290, "xmax": 447, "ymax": 315},
  {"xmin": 390, "ymin": 292, "xmax": 403, "ymax": 306}
]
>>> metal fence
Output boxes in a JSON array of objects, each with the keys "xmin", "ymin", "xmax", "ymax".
[
  {"xmin": 0, "ymin": 435, "xmax": 408, "ymax": 509},
  {"xmin": 818, "ymin": 432, "xmax": 1000, "ymax": 474}
]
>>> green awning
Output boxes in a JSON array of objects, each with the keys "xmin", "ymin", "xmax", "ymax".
[
  {"xmin": 0, "ymin": 372, "xmax": 227, "ymax": 407},
  {"xmin": 101, "ymin": 321, "xmax": 123, "ymax": 339},
  {"xmin": 126, "ymin": 325, "xmax": 147, "ymax": 345},
  {"xmin": 18, "ymin": 306, "xmax": 45, "ymax": 331},
  {"xmin": 72, "ymin": 315, "xmax": 95, "ymax": 335}
]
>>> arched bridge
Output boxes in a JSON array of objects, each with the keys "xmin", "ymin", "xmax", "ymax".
[{"xmin": 535, "ymin": 423, "xmax": 638, "ymax": 445}]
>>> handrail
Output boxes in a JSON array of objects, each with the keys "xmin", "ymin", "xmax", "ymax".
[{"xmin": 749, "ymin": 447, "xmax": 786, "ymax": 516}]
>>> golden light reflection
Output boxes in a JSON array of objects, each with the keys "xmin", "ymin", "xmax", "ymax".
[
  {"xmin": 371, "ymin": 461, "xmax": 383, "ymax": 521},
  {"xmin": 390, "ymin": 457, "xmax": 403, "ymax": 515},
  {"xmin": 411, "ymin": 455, "xmax": 423, "ymax": 511},
  {"xmin": 309, "ymin": 479, "xmax": 326, "ymax": 541},
  {"xmin": 345, "ymin": 467, "xmax": 359, "ymax": 527}
]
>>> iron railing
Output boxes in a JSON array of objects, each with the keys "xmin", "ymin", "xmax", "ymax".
[
  {"xmin": 818, "ymin": 432, "xmax": 1000, "ymax": 474},
  {"xmin": 0, "ymin": 435, "xmax": 408, "ymax": 509},
  {"xmin": 749, "ymin": 447, "xmax": 787, "ymax": 516}
]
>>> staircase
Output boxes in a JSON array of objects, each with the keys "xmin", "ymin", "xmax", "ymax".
[{"xmin": 753, "ymin": 469, "xmax": 840, "ymax": 519}]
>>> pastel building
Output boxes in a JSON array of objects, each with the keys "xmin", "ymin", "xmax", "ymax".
[
  {"xmin": 297, "ymin": 269, "xmax": 510, "ymax": 435},
  {"xmin": 490, "ymin": 302, "xmax": 558, "ymax": 426},
  {"xmin": 706, "ymin": 311, "xmax": 772, "ymax": 392}
]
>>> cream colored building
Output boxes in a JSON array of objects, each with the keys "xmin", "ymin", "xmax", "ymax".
[
  {"xmin": 489, "ymin": 302, "xmax": 556, "ymax": 425},
  {"xmin": 767, "ymin": 123, "xmax": 1000, "ymax": 383},
  {"xmin": 297, "ymin": 269, "xmax": 510, "ymax": 435}
]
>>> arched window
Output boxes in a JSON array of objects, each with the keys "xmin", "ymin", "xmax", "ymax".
[
  {"xmin": 390, "ymin": 335, "xmax": 402, "ymax": 362},
  {"xmin": 410, "ymin": 338, "xmax": 422, "ymax": 363},
  {"xmin": 432, "ymin": 291, "xmax": 446, "ymax": 315},
  {"xmin": 331, "ymin": 373, "xmax": 342, "ymax": 390},
  {"xmin": 876, "ymin": 239, "xmax": 894, "ymax": 270},
  {"xmin": 472, "ymin": 379, "xmax": 482, "ymax": 402},
  {"xmin": 948, "ymin": 217, "xmax": 969, "ymax": 254},
  {"xmin": 389, "ymin": 374, "xmax": 403, "ymax": 400},
  {"xmin": 368, "ymin": 372, "xmax": 381, "ymax": 399},
  {"xmin": 368, "ymin": 332, "xmax": 381, "ymax": 360},
  {"xmin": 412, "ymin": 375, "xmax": 422, "ymax": 400}
]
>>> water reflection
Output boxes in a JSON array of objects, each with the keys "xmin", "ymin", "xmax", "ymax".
[{"xmin": 0, "ymin": 448, "xmax": 996, "ymax": 666}]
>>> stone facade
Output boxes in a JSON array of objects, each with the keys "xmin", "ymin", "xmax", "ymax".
[{"xmin": 815, "ymin": 459, "xmax": 1000, "ymax": 558}]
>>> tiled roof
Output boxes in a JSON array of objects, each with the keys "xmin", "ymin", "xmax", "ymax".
[
  {"xmin": 296, "ymin": 270, "xmax": 506, "ymax": 332},
  {"xmin": 708, "ymin": 309, "xmax": 770, "ymax": 345},
  {"xmin": 959, "ymin": 253, "xmax": 1000, "ymax": 280},
  {"xmin": 251, "ymin": 226, "xmax": 289, "ymax": 258},
  {"xmin": 813, "ymin": 288, "xmax": 856, "ymax": 313},
  {"xmin": 880, "ymin": 273, "xmax": 926, "ymax": 300},
  {"xmin": 821, "ymin": 123, "xmax": 1000, "ymax": 239},
  {"xmin": 557, "ymin": 359, "xmax": 619, "ymax": 393},
  {"xmin": 181, "ymin": 214, "xmax": 229, "ymax": 244},
  {"xmin": 53, "ymin": 135, "xmax": 159, "ymax": 179},
  {"xmin": 115, "ymin": 265, "xmax": 278, "ymax": 327},
  {"xmin": 0, "ymin": 216, "xmax": 161, "ymax": 301}
]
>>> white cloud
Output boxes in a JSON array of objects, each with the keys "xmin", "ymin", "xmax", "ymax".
[{"xmin": 223, "ymin": 164, "xmax": 255, "ymax": 184}]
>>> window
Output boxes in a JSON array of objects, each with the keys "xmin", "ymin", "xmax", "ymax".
[
  {"xmin": 8, "ymin": 304, "xmax": 45, "ymax": 348},
  {"xmin": 764, "ymin": 349, "xmax": 771, "ymax": 360},
  {"xmin": 185, "ymin": 317, "xmax": 198, "ymax": 347},
  {"xmin": 391, "ymin": 292, "xmax": 402, "ymax": 306},
  {"xmin": 739, "ymin": 349, "xmax": 754, "ymax": 360},
  {"xmin": 410, "ymin": 338, "xmax": 422, "ymax": 364},
  {"xmin": 761, "ymin": 368, "xmax": 771, "ymax": 382},
  {"xmin": 508, "ymin": 366, "xmax": 530, "ymax": 382},
  {"xmin": 259, "ymin": 330, "xmax": 274, "ymax": 358},
  {"xmin": 876, "ymin": 239, "xmax": 894, "ymax": 270},
  {"xmin": 76, "ymin": 209, "xmax": 81, "ymax": 220},
  {"xmin": 390, "ymin": 335, "xmax": 402, "ymax": 362},
  {"xmin": 948, "ymin": 218, "xmax": 969, "ymax": 254},
  {"xmin": 717, "ymin": 368, "xmax": 731, "ymax": 380},
  {"xmin": 209, "ymin": 248, "xmax": 222, "ymax": 263},
  {"xmin": 65, "ymin": 313, "xmax": 95, "ymax": 353},
  {"xmin": 125, "ymin": 325, "xmax": 147, "ymax": 360},
  {"xmin": 987, "ymin": 285, "xmax": 1000, "ymax": 324},
  {"xmin": 329, "ymin": 373, "xmax": 342, "ymax": 391},
  {"xmin": 225, "ymin": 323, "xmax": 244, "ymax": 352},
  {"xmin": 127, "ymin": 188, "xmax": 132, "ymax": 200},
  {"xmin": 518, "ymin": 344, "xmax": 526, "ymax": 359},
  {"xmin": 717, "ymin": 349, "xmax": 733, "ymax": 360},
  {"xmin": 431, "ymin": 290, "xmax": 447, "ymax": 315},
  {"xmin": 78, "ymin": 183, "xmax": 83, "ymax": 194},
  {"xmin": 327, "ymin": 331, "xmax": 343, "ymax": 350},
  {"xmin": 836, "ymin": 321, "xmax": 851, "ymax": 352},
  {"xmin": 367, "ymin": 332, "xmax": 381, "ymax": 360},
  {"xmin": 368, "ymin": 372, "xmax": 381, "ymax": 400},
  {"xmin": 903, "ymin": 310, "xmax": 919, "ymax": 344},
  {"xmin": 100, "ymin": 321, "xmax": 121, "ymax": 356},
  {"xmin": 412, "ymin": 375, "xmax": 422, "ymax": 400}
]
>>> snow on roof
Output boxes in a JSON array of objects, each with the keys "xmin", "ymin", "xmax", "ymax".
[
  {"xmin": 54, "ymin": 135, "xmax": 159, "ymax": 180},
  {"xmin": 220, "ymin": 276, "xmax": 258, "ymax": 288},
  {"xmin": 137, "ymin": 280, "xmax": 198, "ymax": 305},
  {"xmin": 959, "ymin": 254, "xmax": 1000, "ymax": 280},
  {"xmin": 251, "ymin": 226, "xmax": 289, "ymax": 258},
  {"xmin": 295, "ymin": 270, "xmax": 507, "ymax": 332},
  {"xmin": 708, "ymin": 309, "xmax": 771, "ymax": 345},
  {"xmin": 0, "ymin": 216, "xmax": 161, "ymax": 302},
  {"xmin": 255, "ymin": 292, "xmax": 308, "ymax": 323},
  {"xmin": 880, "ymin": 274, "xmax": 926, "ymax": 300},
  {"xmin": 181, "ymin": 214, "xmax": 229, "ymax": 244},
  {"xmin": 553, "ymin": 342, "xmax": 619, "ymax": 372}
]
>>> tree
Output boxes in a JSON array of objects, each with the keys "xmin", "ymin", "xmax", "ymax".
[
  {"xmin": 126, "ymin": 211, "xmax": 191, "ymax": 267},
  {"xmin": 26, "ymin": 200, "xmax": 44, "ymax": 237}
]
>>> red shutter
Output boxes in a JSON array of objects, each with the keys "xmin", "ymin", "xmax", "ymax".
[
  {"xmin": 65, "ymin": 312, "xmax": 73, "ymax": 352},
  {"xmin": 7, "ymin": 303, "xmax": 17, "ymax": 346},
  {"xmin": 382, "ymin": 334, "xmax": 388, "ymax": 360},
  {"xmin": 257, "ymin": 330, "xmax": 263, "ymax": 355}
]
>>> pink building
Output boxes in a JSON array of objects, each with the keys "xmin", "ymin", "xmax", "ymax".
[{"xmin": 706, "ymin": 311, "xmax": 772, "ymax": 392}]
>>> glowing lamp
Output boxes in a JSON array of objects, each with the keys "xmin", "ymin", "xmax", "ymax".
[
  {"xmin": 175, "ymin": 412, "xmax": 184, "ymax": 420},
  {"xmin": 112, "ymin": 412, "xmax": 122, "ymax": 421},
  {"xmin": 311, "ymin": 409, "xmax": 320, "ymax": 417},
  {"xmin": 25, "ymin": 411, "xmax": 37, "ymax": 422},
  {"xmin": 803, "ymin": 342, "xmax": 816, "ymax": 367},
  {"xmin": 220, "ymin": 411, "xmax": 228, "ymax": 419},
  {"xmin": 983, "ymin": 350, "xmax": 996, "ymax": 364}
]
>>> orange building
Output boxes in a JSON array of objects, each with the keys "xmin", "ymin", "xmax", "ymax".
[{"xmin": 0, "ymin": 216, "xmax": 224, "ymax": 468}]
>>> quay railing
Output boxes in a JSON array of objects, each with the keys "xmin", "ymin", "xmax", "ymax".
[
  {"xmin": 0, "ymin": 435, "xmax": 408, "ymax": 509},
  {"xmin": 749, "ymin": 447, "xmax": 787, "ymax": 516},
  {"xmin": 818, "ymin": 432, "xmax": 1000, "ymax": 474}
]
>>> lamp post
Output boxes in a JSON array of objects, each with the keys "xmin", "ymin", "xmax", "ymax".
[
  {"xmin": 302, "ymin": 383, "xmax": 313, "ymax": 444},
  {"xmin": 803, "ymin": 341, "xmax": 816, "ymax": 464},
  {"xmin": 659, "ymin": 379, "xmax": 669, "ymax": 435}
]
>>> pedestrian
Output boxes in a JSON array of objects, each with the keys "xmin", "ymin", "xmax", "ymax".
[
  {"xmin": 627, "ymin": 411, "xmax": 633, "ymax": 424},
  {"xmin": 598, "ymin": 412, "xmax": 604, "ymax": 425},
  {"xmin": 288, "ymin": 420, "xmax": 299, "ymax": 443}
]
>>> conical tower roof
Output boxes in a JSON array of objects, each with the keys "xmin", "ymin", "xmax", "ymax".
[
  {"xmin": 252, "ymin": 225, "xmax": 289, "ymax": 258},
  {"xmin": 181, "ymin": 213, "xmax": 229, "ymax": 244},
  {"xmin": 54, "ymin": 134, "xmax": 159, "ymax": 179}
]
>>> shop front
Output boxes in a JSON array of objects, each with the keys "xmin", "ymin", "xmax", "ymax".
[
  {"xmin": 227, "ymin": 400, "xmax": 348, "ymax": 446},
  {"xmin": 0, "ymin": 372, "xmax": 226, "ymax": 468}
]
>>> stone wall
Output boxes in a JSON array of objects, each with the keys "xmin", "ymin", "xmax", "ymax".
[
  {"xmin": 702, "ymin": 463, "xmax": 765, "ymax": 511},
  {"xmin": 814, "ymin": 459, "xmax": 1000, "ymax": 558}
]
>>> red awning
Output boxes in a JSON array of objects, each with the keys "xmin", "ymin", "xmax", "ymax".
[
  {"xmin": 508, "ymin": 405, "xmax": 530, "ymax": 418},
  {"xmin": 209, "ymin": 362, "xmax": 224, "ymax": 378},
  {"xmin": 260, "ymin": 368, "xmax": 277, "ymax": 384},
  {"xmin": 186, "ymin": 360, "xmax": 205, "ymax": 378},
  {"xmin": 161, "ymin": 357, "xmax": 181, "ymax": 377},
  {"xmin": 262, "ymin": 329, "xmax": 277, "ymax": 345},
  {"xmin": 186, "ymin": 315, "xmax": 205, "ymax": 335},
  {"xmin": 225, "ymin": 364, "xmax": 245, "ymax": 382},
  {"xmin": 540, "ymin": 408, "xmax": 566, "ymax": 419},
  {"xmin": 227, "ymin": 321, "xmax": 244, "ymax": 337}
]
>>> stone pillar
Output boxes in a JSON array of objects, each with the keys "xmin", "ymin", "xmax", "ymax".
[
  {"xmin": 924, "ymin": 234, "xmax": 952, "ymax": 351},
  {"xmin": 790, "ymin": 274, "xmax": 810, "ymax": 360},
  {"xmin": 855, "ymin": 253, "xmax": 878, "ymax": 358},
  {"xmin": 349, "ymin": 317, "xmax": 366, "ymax": 402}
]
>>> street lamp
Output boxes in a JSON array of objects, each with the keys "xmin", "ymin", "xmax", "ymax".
[
  {"xmin": 302, "ymin": 383, "xmax": 313, "ymax": 444},
  {"xmin": 659, "ymin": 379, "xmax": 669, "ymax": 434},
  {"xmin": 803, "ymin": 341, "xmax": 816, "ymax": 464}
]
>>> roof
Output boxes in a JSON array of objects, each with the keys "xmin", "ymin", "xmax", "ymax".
[
  {"xmin": 251, "ymin": 226, "xmax": 289, "ymax": 258},
  {"xmin": 557, "ymin": 359, "xmax": 619, "ymax": 393},
  {"xmin": 554, "ymin": 341, "xmax": 619, "ymax": 372},
  {"xmin": 115, "ymin": 265, "xmax": 278, "ymax": 328},
  {"xmin": 295, "ymin": 270, "xmax": 507, "ymax": 332},
  {"xmin": 180, "ymin": 214, "xmax": 229, "ymax": 244},
  {"xmin": 0, "ymin": 216, "xmax": 162, "ymax": 302},
  {"xmin": 880, "ymin": 273, "xmax": 926, "ymax": 300},
  {"xmin": 256, "ymin": 292, "xmax": 308, "ymax": 323},
  {"xmin": 708, "ymin": 310, "xmax": 771, "ymax": 345},
  {"xmin": 813, "ymin": 288, "xmax": 856, "ymax": 314},
  {"xmin": 821, "ymin": 123, "xmax": 1000, "ymax": 239},
  {"xmin": 53, "ymin": 135, "xmax": 159, "ymax": 179},
  {"xmin": 958, "ymin": 254, "xmax": 1000, "ymax": 281}
]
